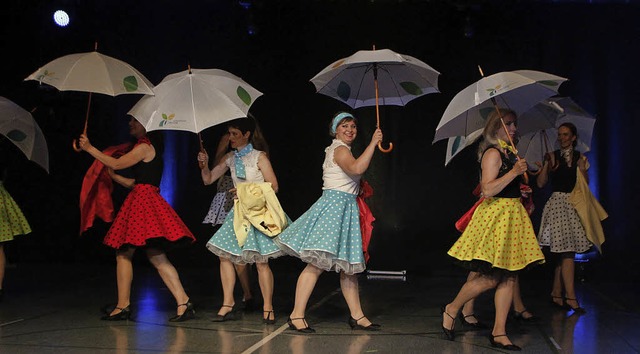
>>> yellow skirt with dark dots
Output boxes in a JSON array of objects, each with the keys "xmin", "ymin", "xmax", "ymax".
[
  {"xmin": 448, "ymin": 197, "xmax": 544, "ymax": 272},
  {"xmin": 0, "ymin": 182, "xmax": 31, "ymax": 242}
]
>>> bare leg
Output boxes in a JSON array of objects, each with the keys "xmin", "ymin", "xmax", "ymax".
[
  {"xmin": 511, "ymin": 275, "xmax": 534, "ymax": 319},
  {"xmin": 461, "ymin": 272, "xmax": 480, "ymax": 324},
  {"xmin": 146, "ymin": 248, "xmax": 190, "ymax": 315},
  {"xmin": 290, "ymin": 264, "xmax": 323, "ymax": 329},
  {"xmin": 551, "ymin": 261, "xmax": 564, "ymax": 306},
  {"xmin": 340, "ymin": 272, "xmax": 374, "ymax": 327},
  {"xmin": 443, "ymin": 274, "xmax": 498, "ymax": 331},
  {"xmin": 255, "ymin": 262, "xmax": 274, "ymax": 321},
  {"xmin": 235, "ymin": 264, "xmax": 253, "ymax": 302},
  {"xmin": 219, "ymin": 258, "xmax": 237, "ymax": 315},
  {"xmin": 492, "ymin": 276, "xmax": 516, "ymax": 346},
  {"xmin": 560, "ymin": 253, "xmax": 581, "ymax": 308},
  {"xmin": 0, "ymin": 244, "xmax": 5, "ymax": 291},
  {"xmin": 110, "ymin": 247, "xmax": 135, "ymax": 316}
]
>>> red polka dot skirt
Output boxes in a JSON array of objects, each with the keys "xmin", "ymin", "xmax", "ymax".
[{"xmin": 103, "ymin": 184, "xmax": 195, "ymax": 249}]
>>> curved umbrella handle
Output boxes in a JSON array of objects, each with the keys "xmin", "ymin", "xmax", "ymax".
[
  {"xmin": 377, "ymin": 141, "xmax": 393, "ymax": 153},
  {"xmin": 72, "ymin": 139, "xmax": 83, "ymax": 152}
]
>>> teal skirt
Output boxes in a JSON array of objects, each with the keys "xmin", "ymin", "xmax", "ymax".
[
  {"xmin": 206, "ymin": 208, "xmax": 288, "ymax": 264},
  {"xmin": 275, "ymin": 189, "xmax": 365, "ymax": 274}
]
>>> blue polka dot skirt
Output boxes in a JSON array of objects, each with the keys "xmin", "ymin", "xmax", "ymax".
[
  {"xmin": 206, "ymin": 208, "xmax": 289, "ymax": 264},
  {"xmin": 274, "ymin": 189, "xmax": 365, "ymax": 275}
]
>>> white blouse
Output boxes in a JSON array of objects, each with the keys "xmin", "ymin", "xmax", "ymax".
[
  {"xmin": 322, "ymin": 139, "xmax": 360, "ymax": 195},
  {"xmin": 226, "ymin": 149, "xmax": 265, "ymax": 186}
]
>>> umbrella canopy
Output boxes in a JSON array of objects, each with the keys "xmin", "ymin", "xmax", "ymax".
[
  {"xmin": 444, "ymin": 128, "xmax": 483, "ymax": 166},
  {"xmin": 433, "ymin": 70, "xmax": 567, "ymax": 144},
  {"xmin": 311, "ymin": 47, "xmax": 440, "ymax": 152},
  {"xmin": 25, "ymin": 50, "xmax": 154, "ymax": 96},
  {"xmin": 128, "ymin": 68, "xmax": 262, "ymax": 134},
  {"xmin": 310, "ymin": 48, "xmax": 440, "ymax": 108},
  {"xmin": 0, "ymin": 97, "xmax": 49, "ymax": 173},
  {"xmin": 516, "ymin": 97, "xmax": 596, "ymax": 169}
]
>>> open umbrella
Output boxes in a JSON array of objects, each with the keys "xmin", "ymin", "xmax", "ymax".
[
  {"xmin": 433, "ymin": 69, "xmax": 568, "ymax": 144},
  {"xmin": 516, "ymin": 97, "xmax": 596, "ymax": 170},
  {"xmin": 434, "ymin": 68, "xmax": 567, "ymax": 183},
  {"xmin": 129, "ymin": 67, "xmax": 262, "ymax": 134},
  {"xmin": 24, "ymin": 43, "xmax": 154, "ymax": 151},
  {"xmin": 444, "ymin": 128, "xmax": 483, "ymax": 166},
  {"xmin": 128, "ymin": 67, "xmax": 262, "ymax": 168},
  {"xmin": 0, "ymin": 97, "xmax": 49, "ymax": 173},
  {"xmin": 310, "ymin": 47, "xmax": 440, "ymax": 152}
]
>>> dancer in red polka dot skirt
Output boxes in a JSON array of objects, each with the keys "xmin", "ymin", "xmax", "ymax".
[{"xmin": 79, "ymin": 117, "xmax": 196, "ymax": 322}]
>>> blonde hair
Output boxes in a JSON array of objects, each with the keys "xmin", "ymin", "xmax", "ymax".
[{"xmin": 477, "ymin": 108, "xmax": 516, "ymax": 161}]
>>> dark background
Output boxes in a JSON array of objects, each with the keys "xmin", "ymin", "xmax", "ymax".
[{"xmin": 1, "ymin": 1, "xmax": 639, "ymax": 281}]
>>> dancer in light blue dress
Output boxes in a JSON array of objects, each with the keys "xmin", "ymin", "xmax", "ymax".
[
  {"xmin": 198, "ymin": 117, "xmax": 285, "ymax": 324},
  {"xmin": 275, "ymin": 112, "xmax": 382, "ymax": 333}
]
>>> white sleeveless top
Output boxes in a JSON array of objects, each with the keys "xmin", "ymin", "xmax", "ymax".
[
  {"xmin": 322, "ymin": 139, "xmax": 360, "ymax": 195},
  {"xmin": 225, "ymin": 149, "xmax": 265, "ymax": 186}
]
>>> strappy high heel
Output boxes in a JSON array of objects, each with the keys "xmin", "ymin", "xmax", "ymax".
[
  {"xmin": 348, "ymin": 315, "xmax": 381, "ymax": 331},
  {"xmin": 287, "ymin": 317, "xmax": 315, "ymax": 333},
  {"xmin": 550, "ymin": 295, "xmax": 568, "ymax": 309},
  {"xmin": 169, "ymin": 300, "xmax": 195, "ymax": 322},
  {"xmin": 564, "ymin": 298, "xmax": 586, "ymax": 314},
  {"xmin": 441, "ymin": 305, "xmax": 455, "ymax": 341},
  {"xmin": 459, "ymin": 312, "xmax": 487, "ymax": 329},
  {"xmin": 489, "ymin": 334, "xmax": 521, "ymax": 351},
  {"xmin": 263, "ymin": 310, "xmax": 276, "ymax": 324},
  {"xmin": 212, "ymin": 304, "xmax": 236, "ymax": 322},
  {"xmin": 513, "ymin": 309, "xmax": 540, "ymax": 323},
  {"xmin": 101, "ymin": 306, "xmax": 131, "ymax": 321}
]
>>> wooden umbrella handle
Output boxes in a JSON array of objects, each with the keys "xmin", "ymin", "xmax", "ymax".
[
  {"xmin": 73, "ymin": 92, "xmax": 93, "ymax": 152},
  {"xmin": 373, "ymin": 64, "xmax": 393, "ymax": 153}
]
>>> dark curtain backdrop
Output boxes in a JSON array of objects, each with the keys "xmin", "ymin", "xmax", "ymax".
[{"xmin": 1, "ymin": 1, "xmax": 638, "ymax": 280}]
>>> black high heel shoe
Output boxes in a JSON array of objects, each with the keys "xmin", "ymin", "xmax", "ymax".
[
  {"xmin": 101, "ymin": 306, "xmax": 131, "ymax": 321},
  {"xmin": 263, "ymin": 310, "xmax": 276, "ymax": 324},
  {"xmin": 348, "ymin": 316, "xmax": 381, "ymax": 331},
  {"xmin": 564, "ymin": 298, "xmax": 586, "ymax": 314},
  {"xmin": 287, "ymin": 317, "xmax": 315, "ymax": 333},
  {"xmin": 489, "ymin": 334, "xmax": 521, "ymax": 351},
  {"xmin": 459, "ymin": 312, "xmax": 488, "ymax": 329},
  {"xmin": 513, "ymin": 309, "xmax": 540, "ymax": 323},
  {"xmin": 212, "ymin": 304, "xmax": 236, "ymax": 322},
  {"xmin": 550, "ymin": 295, "xmax": 569, "ymax": 309},
  {"xmin": 169, "ymin": 300, "xmax": 195, "ymax": 322},
  {"xmin": 441, "ymin": 305, "xmax": 455, "ymax": 341}
]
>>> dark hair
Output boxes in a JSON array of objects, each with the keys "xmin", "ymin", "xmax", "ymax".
[
  {"xmin": 145, "ymin": 130, "xmax": 165, "ymax": 156},
  {"xmin": 227, "ymin": 114, "xmax": 269, "ymax": 155},
  {"xmin": 558, "ymin": 122, "xmax": 578, "ymax": 147}
]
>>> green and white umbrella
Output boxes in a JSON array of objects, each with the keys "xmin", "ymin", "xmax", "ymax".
[{"xmin": 0, "ymin": 97, "xmax": 48, "ymax": 173}]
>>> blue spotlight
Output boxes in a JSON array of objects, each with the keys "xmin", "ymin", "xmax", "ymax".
[{"xmin": 53, "ymin": 10, "xmax": 70, "ymax": 27}]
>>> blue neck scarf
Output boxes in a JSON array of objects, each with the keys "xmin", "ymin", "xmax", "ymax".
[{"xmin": 234, "ymin": 143, "xmax": 253, "ymax": 180}]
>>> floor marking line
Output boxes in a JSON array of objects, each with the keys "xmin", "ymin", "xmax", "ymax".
[{"xmin": 241, "ymin": 287, "xmax": 342, "ymax": 354}]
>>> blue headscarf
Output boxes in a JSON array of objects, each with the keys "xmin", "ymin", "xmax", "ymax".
[{"xmin": 331, "ymin": 112, "xmax": 354, "ymax": 135}]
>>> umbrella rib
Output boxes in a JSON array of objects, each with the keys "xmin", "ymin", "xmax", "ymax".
[{"xmin": 189, "ymin": 75, "xmax": 199, "ymax": 133}]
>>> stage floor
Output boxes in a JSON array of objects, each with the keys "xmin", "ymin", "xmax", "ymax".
[{"xmin": 0, "ymin": 259, "xmax": 638, "ymax": 354}]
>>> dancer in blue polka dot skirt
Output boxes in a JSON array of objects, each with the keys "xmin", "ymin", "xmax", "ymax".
[
  {"xmin": 198, "ymin": 116, "xmax": 286, "ymax": 324},
  {"xmin": 275, "ymin": 112, "xmax": 383, "ymax": 333}
]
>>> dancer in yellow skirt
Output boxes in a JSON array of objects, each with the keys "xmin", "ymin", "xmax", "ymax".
[
  {"xmin": 441, "ymin": 108, "xmax": 544, "ymax": 351},
  {"xmin": 0, "ymin": 158, "xmax": 32, "ymax": 302}
]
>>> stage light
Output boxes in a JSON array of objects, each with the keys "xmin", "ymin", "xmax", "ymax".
[{"xmin": 53, "ymin": 10, "xmax": 70, "ymax": 27}]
